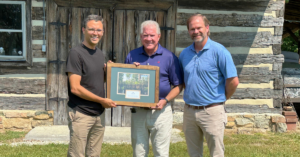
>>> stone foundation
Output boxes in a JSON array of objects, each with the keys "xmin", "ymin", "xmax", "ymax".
[
  {"xmin": 0, "ymin": 110, "xmax": 53, "ymax": 131},
  {"xmin": 172, "ymin": 112, "xmax": 288, "ymax": 133},
  {"xmin": 225, "ymin": 113, "xmax": 287, "ymax": 133},
  {"xmin": 0, "ymin": 110, "xmax": 289, "ymax": 133}
]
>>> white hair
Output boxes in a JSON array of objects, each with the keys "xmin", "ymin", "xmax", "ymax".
[{"xmin": 140, "ymin": 20, "xmax": 161, "ymax": 35}]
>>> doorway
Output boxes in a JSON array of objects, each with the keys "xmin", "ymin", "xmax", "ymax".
[{"xmin": 46, "ymin": 0, "xmax": 177, "ymax": 125}]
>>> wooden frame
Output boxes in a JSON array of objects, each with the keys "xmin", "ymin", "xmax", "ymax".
[{"xmin": 107, "ymin": 63, "xmax": 160, "ymax": 107}]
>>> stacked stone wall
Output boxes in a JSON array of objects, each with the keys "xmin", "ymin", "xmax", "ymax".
[
  {"xmin": 0, "ymin": 110, "xmax": 53, "ymax": 131},
  {"xmin": 172, "ymin": 113, "xmax": 287, "ymax": 133}
]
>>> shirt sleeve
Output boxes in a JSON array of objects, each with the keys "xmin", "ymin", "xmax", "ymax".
[
  {"xmin": 218, "ymin": 49, "xmax": 238, "ymax": 79},
  {"xmin": 124, "ymin": 53, "xmax": 131, "ymax": 64},
  {"xmin": 168, "ymin": 53, "xmax": 184, "ymax": 86},
  {"xmin": 178, "ymin": 53, "xmax": 184, "ymax": 81},
  {"xmin": 66, "ymin": 49, "xmax": 83, "ymax": 76}
]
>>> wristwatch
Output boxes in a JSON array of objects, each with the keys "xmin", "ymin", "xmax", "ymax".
[{"xmin": 164, "ymin": 98, "xmax": 169, "ymax": 103}]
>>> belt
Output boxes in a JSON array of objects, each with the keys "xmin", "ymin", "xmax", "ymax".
[{"xmin": 185, "ymin": 103, "xmax": 223, "ymax": 110}]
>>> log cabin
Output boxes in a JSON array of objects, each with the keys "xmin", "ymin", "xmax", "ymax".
[{"xmin": 0, "ymin": 0, "xmax": 293, "ymax": 132}]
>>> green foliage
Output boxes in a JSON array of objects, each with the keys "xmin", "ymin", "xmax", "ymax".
[
  {"xmin": 118, "ymin": 73, "xmax": 149, "ymax": 94},
  {"xmin": 281, "ymin": 30, "xmax": 299, "ymax": 53}
]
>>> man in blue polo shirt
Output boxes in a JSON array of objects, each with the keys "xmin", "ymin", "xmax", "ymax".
[
  {"xmin": 125, "ymin": 20, "xmax": 183, "ymax": 157},
  {"xmin": 179, "ymin": 14, "xmax": 239, "ymax": 157}
]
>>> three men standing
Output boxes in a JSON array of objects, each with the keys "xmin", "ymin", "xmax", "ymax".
[
  {"xmin": 65, "ymin": 13, "xmax": 238, "ymax": 157},
  {"xmin": 125, "ymin": 20, "xmax": 183, "ymax": 157},
  {"xmin": 179, "ymin": 14, "xmax": 239, "ymax": 157},
  {"xmin": 66, "ymin": 15, "xmax": 116, "ymax": 157}
]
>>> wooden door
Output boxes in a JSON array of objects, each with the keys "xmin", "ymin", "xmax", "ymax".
[
  {"xmin": 46, "ymin": 0, "xmax": 113, "ymax": 125},
  {"xmin": 46, "ymin": 0, "xmax": 176, "ymax": 125},
  {"xmin": 112, "ymin": 9, "xmax": 176, "ymax": 126}
]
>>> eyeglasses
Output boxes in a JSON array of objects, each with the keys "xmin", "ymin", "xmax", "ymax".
[{"xmin": 87, "ymin": 29, "xmax": 103, "ymax": 33}]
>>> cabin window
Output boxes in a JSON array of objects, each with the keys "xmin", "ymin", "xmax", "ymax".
[{"xmin": 0, "ymin": 1, "xmax": 26, "ymax": 61}]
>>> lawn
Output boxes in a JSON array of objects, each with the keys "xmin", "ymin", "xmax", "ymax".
[
  {"xmin": 0, "ymin": 131, "xmax": 27, "ymax": 143},
  {"xmin": 0, "ymin": 131, "xmax": 300, "ymax": 157}
]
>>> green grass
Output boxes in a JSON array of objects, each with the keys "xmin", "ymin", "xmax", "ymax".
[
  {"xmin": 0, "ymin": 132, "xmax": 300, "ymax": 157},
  {"xmin": 223, "ymin": 133, "xmax": 300, "ymax": 157},
  {"xmin": 0, "ymin": 144, "xmax": 68, "ymax": 157},
  {"xmin": 0, "ymin": 131, "xmax": 27, "ymax": 143}
]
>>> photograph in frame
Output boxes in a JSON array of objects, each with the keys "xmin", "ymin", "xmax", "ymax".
[
  {"xmin": 117, "ymin": 72, "xmax": 150, "ymax": 96},
  {"xmin": 106, "ymin": 63, "xmax": 160, "ymax": 107}
]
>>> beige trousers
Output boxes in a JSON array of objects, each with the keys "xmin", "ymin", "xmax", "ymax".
[
  {"xmin": 183, "ymin": 104, "xmax": 227, "ymax": 157},
  {"xmin": 67, "ymin": 107, "xmax": 105, "ymax": 157},
  {"xmin": 131, "ymin": 103, "xmax": 173, "ymax": 157}
]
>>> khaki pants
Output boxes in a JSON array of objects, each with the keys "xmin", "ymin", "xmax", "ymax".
[
  {"xmin": 183, "ymin": 104, "xmax": 227, "ymax": 157},
  {"xmin": 131, "ymin": 103, "xmax": 173, "ymax": 157},
  {"xmin": 67, "ymin": 107, "xmax": 105, "ymax": 157}
]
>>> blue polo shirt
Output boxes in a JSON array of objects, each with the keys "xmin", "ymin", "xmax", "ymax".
[
  {"xmin": 125, "ymin": 44, "xmax": 183, "ymax": 100},
  {"xmin": 179, "ymin": 38, "xmax": 237, "ymax": 106}
]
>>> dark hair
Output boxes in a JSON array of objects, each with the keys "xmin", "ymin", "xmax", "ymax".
[
  {"xmin": 83, "ymin": 15, "xmax": 103, "ymax": 28},
  {"xmin": 186, "ymin": 14, "xmax": 210, "ymax": 36}
]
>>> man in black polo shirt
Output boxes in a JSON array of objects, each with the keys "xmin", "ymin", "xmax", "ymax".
[{"xmin": 66, "ymin": 15, "xmax": 116, "ymax": 157}]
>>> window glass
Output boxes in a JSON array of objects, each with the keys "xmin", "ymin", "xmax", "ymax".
[
  {"xmin": 0, "ymin": 4, "xmax": 22, "ymax": 29},
  {"xmin": 0, "ymin": 32, "xmax": 23, "ymax": 56}
]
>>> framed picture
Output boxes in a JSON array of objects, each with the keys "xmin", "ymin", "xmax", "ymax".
[{"xmin": 106, "ymin": 63, "xmax": 160, "ymax": 107}]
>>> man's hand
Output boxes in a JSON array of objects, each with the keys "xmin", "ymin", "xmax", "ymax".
[
  {"xmin": 101, "ymin": 98, "xmax": 117, "ymax": 108},
  {"xmin": 104, "ymin": 60, "xmax": 114, "ymax": 72},
  {"xmin": 151, "ymin": 99, "xmax": 167, "ymax": 110},
  {"xmin": 133, "ymin": 62, "xmax": 140, "ymax": 67}
]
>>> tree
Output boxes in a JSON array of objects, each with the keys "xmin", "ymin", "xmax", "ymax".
[
  {"xmin": 281, "ymin": 30, "xmax": 299, "ymax": 53},
  {"xmin": 118, "ymin": 73, "xmax": 124, "ymax": 93}
]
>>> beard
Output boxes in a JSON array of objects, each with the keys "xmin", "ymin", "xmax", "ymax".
[{"xmin": 192, "ymin": 33, "xmax": 206, "ymax": 43}]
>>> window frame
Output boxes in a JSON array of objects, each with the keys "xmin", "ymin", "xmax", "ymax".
[{"xmin": 0, "ymin": 0, "xmax": 32, "ymax": 67}]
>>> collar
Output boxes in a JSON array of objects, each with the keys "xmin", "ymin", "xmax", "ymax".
[
  {"xmin": 139, "ymin": 44, "xmax": 163, "ymax": 56},
  {"xmin": 190, "ymin": 37, "xmax": 211, "ymax": 53},
  {"xmin": 81, "ymin": 43, "xmax": 97, "ymax": 50}
]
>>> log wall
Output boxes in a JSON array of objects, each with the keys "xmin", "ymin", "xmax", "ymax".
[
  {"xmin": 173, "ymin": 0, "xmax": 286, "ymax": 114},
  {"xmin": 1, "ymin": 0, "xmax": 286, "ymax": 114},
  {"xmin": 0, "ymin": 0, "xmax": 46, "ymax": 110}
]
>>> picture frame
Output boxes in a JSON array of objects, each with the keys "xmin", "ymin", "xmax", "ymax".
[{"xmin": 106, "ymin": 63, "xmax": 160, "ymax": 107}]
